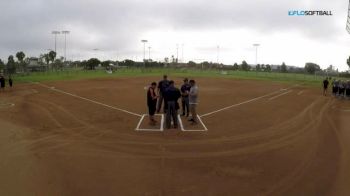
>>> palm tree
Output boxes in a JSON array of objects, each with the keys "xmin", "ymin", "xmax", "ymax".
[
  {"xmin": 16, "ymin": 51, "xmax": 26, "ymax": 72},
  {"xmin": 7, "ymin": 55, "xmax": 16, "ymax": 75},
  {"xmin": 48, "ymin": 51, "xmax": 57, "ymax": 62},
  {"xmin": 0, "ymin": 59, "xmax": 5, "ymax": 72}
]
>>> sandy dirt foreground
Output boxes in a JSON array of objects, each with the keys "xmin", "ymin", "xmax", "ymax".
[{"xmin": 0, "ymin": 77, "xmax": 349, "ymax": 196}]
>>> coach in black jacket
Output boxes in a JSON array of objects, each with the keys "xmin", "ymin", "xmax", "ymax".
[{"xmin": 164, "ymin": 80, "xmax": 181, "ymax": 129}]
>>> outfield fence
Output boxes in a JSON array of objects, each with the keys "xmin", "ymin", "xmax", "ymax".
[{"xmin": 12, "ymin": 67, "xmax": 348, "ymax": 86}]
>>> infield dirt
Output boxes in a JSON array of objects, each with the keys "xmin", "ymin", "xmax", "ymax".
[{"xmin": 0, "ymin": 77, "xmax": 349, "ymax": 196}]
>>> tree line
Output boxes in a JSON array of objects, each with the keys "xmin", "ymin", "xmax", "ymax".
[
  {"xmin": 1, "ymin": 51, "xmax": 350, "ymax": 76},
  {"xmin": 0, "ymin": 50, "xmax": 63, "ymax": 74}
]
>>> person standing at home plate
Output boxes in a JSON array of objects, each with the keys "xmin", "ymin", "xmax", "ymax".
[
  {"xmin": 157, "ymin": 75, "xmax": 170, "ymax": 113},
  {"xmin": 339, "ymin": 80, "xmax": 345, "ymax": 98},
  {"xmin": 164, "ymin": 80, "xmax": 181, "ymax": 129},
  {"xmin": 180, "ymin": 78, "xmax": 191, "ymax": 117},
  {"xmin": 9, "ymin": 76, "xmax": 13, "ymax": 88},
  {"xmin": 322, "ymin": 77, "xmax": 329, "ymax": 96},
  {"xmin": 345, "ymin": 80, "xmax": 350, "ymax": 99},
  {"xmin": 332, "ymin": 79, "xmax": 337, "ymax": 96},
  {"xmin": 147, "ymin": 82, "xmax": 159, "ymax": 125},
  {"xmin": 0, "ymin": 75, "xmax": 5, "ymax": 92},
  {"xmin": 188, "ymin": 79, "xmax": 199, "ymax": 125}
]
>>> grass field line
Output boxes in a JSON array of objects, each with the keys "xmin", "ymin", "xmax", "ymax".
[
  {"xmin": 268, "ymin": 90, "xmax": 293, "ymax": 101},
  {"xmin": 32, "ymin": 82, "xmax": 142, "ymax": 117},
  {"xmin": 200, "ymin": 85, "xmax": 299, "ymax": 118}
]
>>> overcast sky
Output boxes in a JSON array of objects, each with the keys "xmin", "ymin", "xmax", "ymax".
[{"xmin": 1, "ymin": 0, "xmax": 350, "ymax": 70}]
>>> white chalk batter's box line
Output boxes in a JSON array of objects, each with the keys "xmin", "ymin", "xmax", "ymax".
[
  {"xmin": 178, "ymin": 115, "xmax": 208, "ymax": 132},
  {"xmin": 135, "ymin": 114, "xmax": 164, "ymax": 131},
  {"xmin": 135, "ymin": 114, "xmax": 208, "ymax": 132}
]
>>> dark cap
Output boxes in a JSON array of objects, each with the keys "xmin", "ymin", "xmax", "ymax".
[{"xmin": 183, "ymin": 78, "xmax": 188, "ymax": 82}]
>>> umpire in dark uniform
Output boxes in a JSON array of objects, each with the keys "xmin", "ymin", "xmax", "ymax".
[
  {"xmin": 0, "ymin": 75, "xmax": 5, "ymax": 92},
  {"xmin": 157, "ymin": 75, "xmax": 170, "ymax": 113},
  {"xmin": 180, "ymin": 78, "xmax": 191, "ymax": 117},
  {"xmin": 163, "ymin": 80, "xmax": 181, "ymax": 129}
]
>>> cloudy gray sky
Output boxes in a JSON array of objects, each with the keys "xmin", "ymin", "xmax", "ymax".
[{"xmin": 1, "ymin": 0, "xmax": 349, "ymax": 70}]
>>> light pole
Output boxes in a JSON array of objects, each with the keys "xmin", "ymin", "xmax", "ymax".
[
  {"xmin": 253, "ymin": 44, "xmax": 260, "ymax": 65},
  {"xmin": 176, "ymin": 44, "xmax": 179, "ymax": 63},
  {"xmin": 148, "ymin": 47, "xmax": 151, "ymax": 61},
  {"xmin": 93, "ymin": 48, "xmax": 100, "ymax": 60},
  {"xmin": 52, "ymin": 31, "xmax": 60, "ymax": 54},
  {"xmin": 141, "ymin": 40, "xmax": 148, "ymax": 62},
  {"xmin": 62, "ymin": 31, "xmax": 70, "ymax": 62},
  {"xmin": 217, "ymin": 45, "xmax": 220, "ymax": 64},
  {"xmin": 181, "ymin": 44, "xmax": 184, "ymax": 63}
]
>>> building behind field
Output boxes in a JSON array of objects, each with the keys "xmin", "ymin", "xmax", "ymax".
[{"xmin": 26, "ymin": 57, "xmax": 48, "ymax": 72}]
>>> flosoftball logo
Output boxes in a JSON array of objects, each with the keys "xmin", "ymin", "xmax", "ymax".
[{"xmin": 288, "ymin": 10, "xmax": 333, "ymax": 16}]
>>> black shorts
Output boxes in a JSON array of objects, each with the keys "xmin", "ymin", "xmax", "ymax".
[
  {"xmin": 346, "ymin": 89, "xmax": 350, "ymax": 96},
  {"xmin": 148, "ymin": 103, "xmax": 156, "ymax": 116}
]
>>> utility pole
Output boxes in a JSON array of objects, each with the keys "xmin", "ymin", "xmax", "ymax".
[{"xmin": 62, "ymin": 30, "xmax": 70, "ymax": 62}]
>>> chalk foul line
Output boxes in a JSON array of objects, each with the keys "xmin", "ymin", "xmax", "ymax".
[
  {"xmin": 268, "ymin": 90, "xmax": 293, "ymax": 101},
  {"xmin": 33, "ymin": 82, "xmax": 142, "ymax": 117},
  {"xmin": 200, "ymin": 85, "xmax": 298, "ymax": 118}
]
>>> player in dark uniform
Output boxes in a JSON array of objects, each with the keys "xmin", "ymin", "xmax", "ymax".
[
  {"xmin": 163, "ymin": 80, "xmax": 181, "ymax": 129},
  {"xmin": 323, "ymin": 78, "xmax": 329, "ymax": 96},
  {"xmin": 332, "ymin": 79, "xmax": 337, "ymax": 96},
  {"xmin": 180, "ymin": 78, "xmax": 191, "ymax": 117},
  {"xmin": 157, "ymin": 75, "xmax": 170, "ymax": 113},
  {"xmin": 346, "ymin": 81, "xmax": 350, "ymax": 99},
  {"xmin": 147, "ymin": 82, "xmax": 159, "ymax": 125},
  {"xmin": 0, "ymin": 75, "xmax": 5, "ymax": 92},
  {"xmin": 9, "ymin": 76, "xmax": 13, "ymax": 88},
  {"xmin": 339, "ymin": 80, "xmax": 345, "ymax": 98}
]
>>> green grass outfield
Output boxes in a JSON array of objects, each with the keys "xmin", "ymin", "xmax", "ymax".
[{"xmin": 13, "ymin": 68, "xmax": 336, "ymax": 86}]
